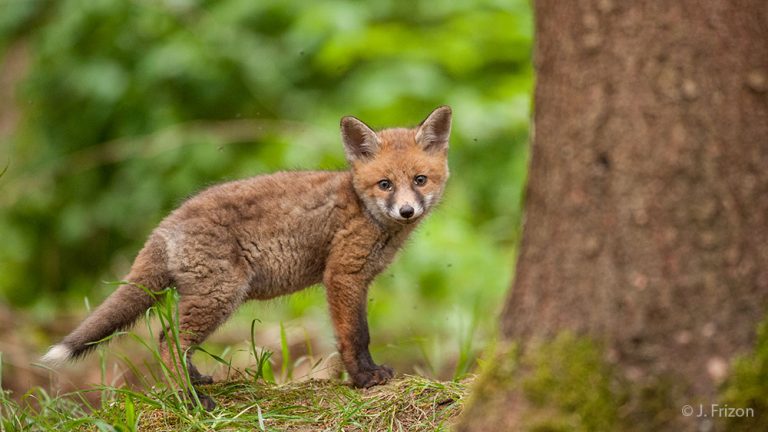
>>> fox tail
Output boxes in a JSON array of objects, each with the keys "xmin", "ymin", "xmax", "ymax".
[{"xmin": 41, "ymin": 235, "xmax": 170, "ymax": 365}]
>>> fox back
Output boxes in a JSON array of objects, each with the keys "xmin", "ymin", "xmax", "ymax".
[{"xmin": 43, "ymin": 106, "xmax": 452, "ymax": 405}]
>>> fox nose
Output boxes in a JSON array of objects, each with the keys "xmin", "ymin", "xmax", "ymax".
[{"xmin": 399, "ymin": 205, "xmax": 415, "ymax": 219}]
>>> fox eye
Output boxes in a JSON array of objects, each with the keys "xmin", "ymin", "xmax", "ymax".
[
  {"xmin": 414, "ymin": 175, "xmax": 428, "ymax": 186},
  {"xmin": 377, "ymin": 179, "xmax": 393, "ymax": 191}
]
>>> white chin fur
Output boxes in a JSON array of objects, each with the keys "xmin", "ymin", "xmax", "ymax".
[
  {"xmin": 41, "ymin": 344, "xmax": 72, "ymax": 366},
  {"xmin": 389, "ymin": 213, "xmax": 422, "ymax": 222}
]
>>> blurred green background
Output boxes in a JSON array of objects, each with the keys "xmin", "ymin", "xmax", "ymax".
[{"xmin": 0, "ymin": 0, "xmax": 531, "ymax": 381}]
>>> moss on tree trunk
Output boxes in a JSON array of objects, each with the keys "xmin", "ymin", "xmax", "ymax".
[{"xmin": 460, "ymin": 323, "xmax": 768, "ymax": 431}]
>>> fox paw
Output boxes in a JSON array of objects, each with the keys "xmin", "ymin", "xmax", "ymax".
[
  {"xmin": 191, "ymin": 374, "xmax": 214, "ymax": 385},
  {"xmin": 351, "ymin": 365, "xmax": 395, "ymax": 388},
  {"xmin": 181, "ymin": 389, "xmax": 217, "ymax": 411},
  {"xmin": 196, "ymin": 392, "xmax": 217, "ymax": 411}
]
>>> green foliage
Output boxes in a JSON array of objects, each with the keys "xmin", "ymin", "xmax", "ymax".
[
  {"xmin": 246, "ymin": 319, "xmax": 276, "ymax": 384},
  {"xmin": 279, "ymin": 322, "xmax": 292, "ymax": 382},
  {"xmin": 0, "ymin": 0, "xmax": 532, "ymax": 375}
]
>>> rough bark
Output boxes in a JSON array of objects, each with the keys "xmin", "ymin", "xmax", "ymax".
[{"xmin": 461, "ymin": 1, "xmax": 768, "ymax": 430}]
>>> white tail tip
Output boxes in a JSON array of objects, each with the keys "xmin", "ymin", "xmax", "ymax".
[{"xmin": 41, "ymin": 344, "xmax": 72, "ymax": 366}]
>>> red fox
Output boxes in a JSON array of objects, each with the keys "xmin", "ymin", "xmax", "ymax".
[{"xmin": 42, "ymin": 106, "xmax": 452, "ymax": 407}]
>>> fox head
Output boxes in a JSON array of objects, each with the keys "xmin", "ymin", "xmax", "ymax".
[{"xmin": 341, "ymin": 106, "xmax": 451, "ymax": 226}]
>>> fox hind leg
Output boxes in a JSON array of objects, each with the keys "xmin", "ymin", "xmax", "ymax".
[
  {"xmin": 158, "ymin": 327, "xmax": 213, "ymax": 385},
  {"xmin": 159, "ymin": 291, "xmax": 243, "ymax": 379},
  {"xmin": 159, "ymin": 279, "xmax": 247, "ymax": 410}
]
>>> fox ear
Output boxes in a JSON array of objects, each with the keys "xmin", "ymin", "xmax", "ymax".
[
  {"xmin": 340, "ymin": 116, "xmax": 380, "ymax": 162},
  {"xmin": 416, "ymin": 106, "xmax": 452, "ymax": 152}
]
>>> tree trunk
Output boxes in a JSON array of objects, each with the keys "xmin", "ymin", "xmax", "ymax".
[{"xmin": 460, "ymin": 1, "xmax": 768, "ymax": 430}]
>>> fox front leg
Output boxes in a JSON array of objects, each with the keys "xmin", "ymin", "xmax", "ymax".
[{"xmin": 324, "ymin": 273, "xmax": 394, "ymax": 388}]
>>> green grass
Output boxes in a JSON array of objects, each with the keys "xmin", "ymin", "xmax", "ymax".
[
  {"xmin": 0, "ymin": 375, "xmax": 469, "ymax": 432},
  {"xmin": 0, "ymin": 289, "xmax": 472, "ymax": 431},
  {"xmin": 122, "ymin": 375, "xmax": 465, "ymax": 431}
]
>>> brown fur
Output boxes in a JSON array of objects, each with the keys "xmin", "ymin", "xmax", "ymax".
[{"xmin": 44, "ymin": 106, "xmax": 452, "ymax": 401}]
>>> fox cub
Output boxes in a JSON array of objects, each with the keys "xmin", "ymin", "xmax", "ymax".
[{"xmin": 43, "ymin": 106, "xmax": 451, "ymax": 403}]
